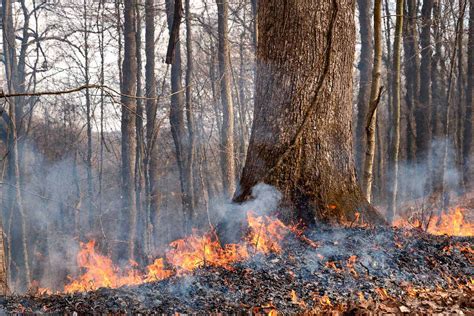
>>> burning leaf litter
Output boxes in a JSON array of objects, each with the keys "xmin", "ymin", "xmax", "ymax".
[{"xmin": 0, "ymin": 207, "xmax": 472, "ymax": 314}]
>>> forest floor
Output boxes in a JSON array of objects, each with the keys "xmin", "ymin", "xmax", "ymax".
[{"xmin": 1, "ymin": 225, "xmax": 472, "ymax": 314}]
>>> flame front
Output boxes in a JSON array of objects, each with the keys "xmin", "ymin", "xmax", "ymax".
[
  {"xmin": 428, "ymin": 207, "xmax": 473, "ymax": 237},
  {"xmin": 394, "ymin": 207, "xmax": 473, "ymax": 237},
  {"xmin": 63, "ymin": 212, "xmax": 292, "ymax": 293},
  {"xmin": 64, "ymin": 240, "xmax": 143, "ymax": 293},
  {"xmin": 58, "ymin": 207, "xmax": 473, "ymax": 293}
]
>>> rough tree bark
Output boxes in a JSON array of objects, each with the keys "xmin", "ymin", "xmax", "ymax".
[
  {"xmin": 233, "ymin": 0, "xmax": 385, "ymax": 226},
  {"xmin": 387, "ymin": 0, "xmax": 403, "ymax": 224},
  {"xmin": 216, "ymin": 0, "xmax": 236, "ymax": 198},
  {"xmin": 355, "ymin": 0, "xmax": 373, "ymax": 178},
  {"xmin": 362, "ymin": 0, "xmax": 382, "ymax": 202},
  {"xmin": 120, "ymin": 0, "xmax": 138, "ymax": 260}
]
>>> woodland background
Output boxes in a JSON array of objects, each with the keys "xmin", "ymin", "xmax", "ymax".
[{"xmin": 0, "ymin": 0, "xmax": 472, "ymax": 292}]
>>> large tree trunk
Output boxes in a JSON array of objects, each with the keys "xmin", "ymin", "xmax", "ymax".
[
  {"xmin": 234, "ymin": 0, "xmax": 385, "ymax": 226},
  {"xmin": 120, "ymin": 0, "xmax": 138, "ymax": 260},
  {"xmin": 216, "ymin": 0, "xmax": 236, "ymax": 198},
  {"xmin": 355, "ymin": 0, "xmax": 373, "ymax": 178},
  {"xmin": 464, "ymin": 0, "xmax": 474, "ymax": 189}
]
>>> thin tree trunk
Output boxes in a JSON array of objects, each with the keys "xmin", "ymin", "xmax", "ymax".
[
  {"xmin": 165, "ymin": 0, "xmax": 192, "ymax": 234},
  {"xmin": 2, "ymin": 0, "xmax": 31, "ymax": 290},
  {"xmin": 83, "ymin": 0, "xmax": 94, "ymax": 230},
  {"xmin": 383, "ymin": 0, "xmax": 393, "ymax": 126},
  {"xmin": 216, "ymin": 0, "xmax": 236, "ymax": 198},
  {"xmin": 456, "ymin": 0, "xmax": 466, "ymax": 194},
  {"xmin": 0, "ymin": 217, "xmax": 8, "ymax": 294},
  {"xmin": 237, "ymin": 28, "xmax": 249, "ymax": 174},
  {"xmin": 403, "ymin": 0, "xmax": 419, "ymax": 167},
  {"xmin": 431, "ymin": 0, "xmax": 445, "ymax": 184},
  {"xmin": 417, "ymin": 0, "xmax": 433, "ymax": 193},
  {"xmin": 362, "ymin": 0, "xmax": 382, "ymax": 202},
  {"xmin": 355, "ymin": 0, "xmax": 374, "ymax": 178},
  {"xmin": 135, "ymin": 0, "xmax": 145, "ymax": 259},
  {"xmin": 250, "ymin": 0, "xmax": 257, "ymax": 49},
  {"xmin": 464, "ymin": 0, "xmax": 474, "ymax": 189},
  {"xmin": 121, "ymin": 0, "xmax": 138, "ymax": 260},
  {"xmin": 438, "ymin": 1, "xmax": 467, "ymax": 208},
  {"xmin": 98, "ymin": 0, "xmax": 105, "ymax": 219},
  {"xmin": 184, "ymin": 0, "xmax": 196, "ymax": 228},
  {"xmin": 144, "ymin": 0, "xmax": 157, "ymax": 255},
  {"xmin": 387, "ymin": 0, "xmax": 403, "ymax": 224},
  {"xmin": 116, "ymin": 0, "xmax": 123, "ymax": 90}
]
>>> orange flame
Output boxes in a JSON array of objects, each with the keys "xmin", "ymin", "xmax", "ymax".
[
  {"xmin": 62, "ymin": 212, "xmax": 294, "ymax": 293},
  {"xmin": 64, "ymin": 240, "xmax": 143, "ymax": 293},
  {"xmin": 393, "ymin": 207, "xmax": 473, "ymax": 237},
  {"xmin": 428, "ymin": 207, "xmax": 473, "ymax": 237}
]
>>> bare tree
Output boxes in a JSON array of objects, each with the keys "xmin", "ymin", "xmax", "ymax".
[
  {"xmin": 144, "ymin": 0, "xmax": 158, "ymax": 253},
  {"xmin": 216, "ymin": 0, "xmax": 236, "ymax": 197},
  {"xmin": 417, "ymin": 0, "xmax": 433, "ymax": 192},
  {"xmin": 387, "ymin": 0, "xmax": 403, "ymax": 223},
  {"xmin": 165, "ymin": 0, "xmax": 194, "ymax": 233},
  {"xmin": 464, "ymin": 0, "xmax": 474, "ymax": 189},
  {"xmin": 184, "ymin": 0, "xmax": 196, "ymax": 223},
  {"xmin": 1, "ymin": 0, "xmax": 31, "ymax": 289},
  {"xmin": 120, "ymin": 0, "xmax": 138, "ymax": 260},
  {"xmin": 362, "ymin": 0, "xmax": 382, "ymax": 202},
  {"xmin": 403, "ymin": 0, "xmax": 420, "ymax": 166},
  {"xmin": 355, "ymin": 0, "xmax": 373, "ymax": 177}
]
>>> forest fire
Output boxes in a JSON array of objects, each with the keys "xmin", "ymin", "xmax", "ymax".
[
  {"xmin": 62, "ymin": 212, "xmax": 292, "ymax": 293},
  {"xmin": 3, "ymin": 210, "xmax": 472, "ymax": 314},
  {"xmin": 50, "ymin": 206, "xmax": 473, "ymax": 297},
  {"xmin": 394, "ymin": 207, "xmax": 473, "ymax": 237},
  {"xmin": 0, "ymin": 0, "xmax": 473, "ymax": 312}
]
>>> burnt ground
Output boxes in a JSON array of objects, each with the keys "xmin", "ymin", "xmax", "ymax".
[{"xmin": 1, "ymin": 226, "xmax": 473, "ymax": 314}]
